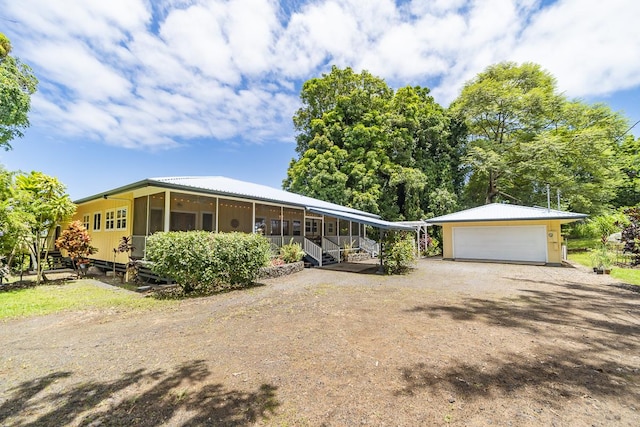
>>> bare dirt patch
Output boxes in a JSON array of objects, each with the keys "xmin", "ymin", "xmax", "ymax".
[{"xmin": 1, "ymin": 259, "xmax": 639, "ymax": 426}]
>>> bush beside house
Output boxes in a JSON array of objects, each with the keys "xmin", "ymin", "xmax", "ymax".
[
  {"xmin": 383, "ymin": 233, "xmax": 417, "ymax": 274},
  {"xmin": 145, "ymin": 231, "xmax": 271, "ymax": 295}
]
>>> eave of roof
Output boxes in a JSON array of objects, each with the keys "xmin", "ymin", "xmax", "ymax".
[
  {"xmin": 307, "ymin": 207, "xmax": 416, "ymax": 230},
  {"xmin": 425, "ymin": 203, "xmax": 588, "ymax": 224},
  {"xmin": 73, "ymin": 176, "xmax": 381, "ymax": 220}
]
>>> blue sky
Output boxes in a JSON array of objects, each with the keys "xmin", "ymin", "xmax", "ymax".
[{"xmin": 1, "ymin": 0, "xmax": 639, "ymax": 200}]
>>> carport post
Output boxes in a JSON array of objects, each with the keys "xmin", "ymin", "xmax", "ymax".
[{"xmin": 378, "ymin": 230, "xmax": 385, "ymax": 274}]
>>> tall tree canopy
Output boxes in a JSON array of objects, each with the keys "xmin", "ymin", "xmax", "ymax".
[
  {"xmin": 451, "ymin": 61, "xmax": 628, "ymax": 214},
  {"xmin": 284, "ymin": 66, "xmax": 464, "ymax": 221},
  {"xmin": 0, "ymin": 33, "xmax": 38, "ymax": 150}
]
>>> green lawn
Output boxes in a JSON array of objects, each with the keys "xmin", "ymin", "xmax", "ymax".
[
  {"xmin": 0, "ymin": 280, "xmax": 168, "ymax": 320},
  {"xmin": 568, "ymin": 252, "xmax": 640, "ymax": 286},
  {"xmin": 565, "ymin": 237, "xmax": 599, "ymax": 250}
]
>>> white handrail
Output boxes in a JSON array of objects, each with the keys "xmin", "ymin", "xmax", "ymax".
[
  {"xmin": 361, "ymin": 236, "xmax": 379, "ymax": 257},
  {"xmin": 304, "ymin": 238, "xmax": 323, "ymax": 266},
  {"xmin": 322, "ymin": 237, "xmax": 341, "ymax": 263}
]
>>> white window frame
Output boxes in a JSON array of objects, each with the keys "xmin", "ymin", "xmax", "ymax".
[
  {"xmin": 105, "ymin": 210, "xmax": 115, "ymax": 230},
  {"xmin": 116, "ymin": 207, "xmax": 127, "ymax": 230},
  {"xmin": 82, "ymin": 214, "xmax": 90, "ymax": 230}
]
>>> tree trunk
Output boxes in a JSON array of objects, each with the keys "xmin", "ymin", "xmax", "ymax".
[{"xmin": 486, "ymin": 170, "xmax": 499, "ymax": 204}]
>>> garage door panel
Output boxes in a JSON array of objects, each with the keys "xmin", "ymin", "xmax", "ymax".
[{"xmin": 453, "ymin": 226, "xmax": 547, "ymax": 263}]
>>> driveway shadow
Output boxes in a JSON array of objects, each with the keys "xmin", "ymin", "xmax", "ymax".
[
  {"xmin": 400, "ymin": 279, "xmax": 640, "ymax": 408},
  {"xmin": 0, "ymin": 360, "xmax": 279, "ymax": 426}
]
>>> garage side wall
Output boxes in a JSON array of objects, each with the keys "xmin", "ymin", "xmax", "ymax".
[{"xmin": 441, "ymin": 220, "xmax": 563, "ymax": 264}]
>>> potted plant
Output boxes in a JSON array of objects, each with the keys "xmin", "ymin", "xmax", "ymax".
[{"xmin": 591, "ymin": 246, "xmax": 614, "ymax": 274}]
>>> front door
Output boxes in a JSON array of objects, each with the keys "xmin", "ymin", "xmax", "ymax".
[{"xmin": 305, "ymin": 218, "xmax": 322, "ymax": 245}]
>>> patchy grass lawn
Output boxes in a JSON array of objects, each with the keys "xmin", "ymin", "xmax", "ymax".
[
  {"xmin": 0, "ymin": 280, "xmax": 167, "ymax": 320},
  {"xmin": 568, "ymin": 252, "xmax": 640, "ymax": 286}
]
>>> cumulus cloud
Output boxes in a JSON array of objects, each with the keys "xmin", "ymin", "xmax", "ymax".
[{"xmin": 3, "ymin": 0, "xmax": 639, "ymax": 150}]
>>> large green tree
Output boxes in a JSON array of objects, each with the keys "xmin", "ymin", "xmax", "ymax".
[
  {"xmin": 452, "ymin": 61, "xmax": 628, "ymax": 214},
  {"xmin": 614, "ymin": 135, "xmax": 640, "ymax": 207},
  {"xmin": 284, "ymin": 66, "xmax": 464, "ymax": 221},
  {"xmin": 9, "ymin": 171, "xmax": 76, "ymax": 283},
  {"xmin": 0, "ymin": 33, "xmax": 38, "ymax": 150}
]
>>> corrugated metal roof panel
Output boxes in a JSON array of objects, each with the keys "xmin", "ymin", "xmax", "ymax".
[
  {"xmin": 147, "ymin": 176, "xmax": 380, "ymax": 218},
  {"xmin": 426, "ymin": 203, "xmax": 588, "ymax": 224}
]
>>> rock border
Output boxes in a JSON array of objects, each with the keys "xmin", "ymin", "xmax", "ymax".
[
  {"xmin": 346, "ymin": 253, "xmax": 373, "ymax": 262},
  {"xmin": 258, "ymin": 261, "xmax": 304, "ymax": 279}
]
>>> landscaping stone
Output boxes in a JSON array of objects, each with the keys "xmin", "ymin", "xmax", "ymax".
[
  {"xmin": 257, "ymin": 261, "xmax": 304, "ymax": 279},
  {"xmin": 346, "ymin": 252, "xmax": 373, "ymax": 262}
]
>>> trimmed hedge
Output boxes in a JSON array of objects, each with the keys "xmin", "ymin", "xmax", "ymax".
[{"xmin": 145, "ymin": 231, "xmax": 271, "ymax": 294}]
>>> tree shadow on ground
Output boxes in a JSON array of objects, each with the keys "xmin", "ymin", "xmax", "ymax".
[
  {"xmin": 406, "ymin": 280, "xmax": 640, "ymax": 346},
  {"xmin": 396, "ymin": 347, "xmax": 640, "ymax": 407},
  {"xmin": 400, "ymin": 279, "xmax": 640, "ymax": 407},
  {"xmin": 0, "ymin": 360, "xmax": 279, "ymax": 427}
]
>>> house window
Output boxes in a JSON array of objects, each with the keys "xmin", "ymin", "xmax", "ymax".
[
  {"xmin": 82, "ymin": 214, "xmax": 90, "ymax": 230},
  {"xmin": 293, "ymin": 220, "xmax": 301, "ymax": 236},
  {"xmin": 105, "ymin": 210, "xmax": 115, "ymax": 230},
  {"xmin": 93, "ymin": 212, "xmax": 101, "ymax": 231},
  {"xmin": 116, "ymin": 208, "xmax": 127, "ymax": 230},
  {"xmin": 270, "ymin": 219, "xmax": 281, "ymax": 235}
]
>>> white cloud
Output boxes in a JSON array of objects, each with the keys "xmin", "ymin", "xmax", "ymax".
[
  {"xmin": 512, "ymin": 0, "xmax": 640, "ymax": 96},
  {"xmin": 3, "ymin": 0, "xmax": 639, "ymax": 151}
]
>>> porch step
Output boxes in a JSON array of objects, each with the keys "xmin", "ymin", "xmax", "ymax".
[
  {"xmin": 303, "ymin": 253, "xmax": 339, "ymax": 268},
  {"xmin": 322, "ymin": 253, "xmax": 338, "ymax": 266}
]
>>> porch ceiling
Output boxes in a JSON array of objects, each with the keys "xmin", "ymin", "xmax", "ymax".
[{"xmin": 306, "ymin": 207, "xmax": 416, "ymax": 231}]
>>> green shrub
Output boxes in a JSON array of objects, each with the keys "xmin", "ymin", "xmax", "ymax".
[
  {"xmin": 145, "ymin": 231, "xmax": 271, "ymax": 294},
  {"xmin": 383, "ymin": 232, "xmax": 417, "ymax": 274},
  {"xmin": 279, "ymin": 240, "xmax": 305, "ymax": 264}
]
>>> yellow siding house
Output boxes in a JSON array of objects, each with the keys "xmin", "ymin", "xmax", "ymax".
[{"xmin": 71, "ymin": 176, "xmax": 414, "ymax": 270}]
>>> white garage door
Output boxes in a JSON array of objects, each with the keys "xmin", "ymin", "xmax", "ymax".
[{"xmin": 453, "ymin": 225, "xmax": 547, "ymax": 263}]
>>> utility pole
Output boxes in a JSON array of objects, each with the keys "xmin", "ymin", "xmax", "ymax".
[
  {"xmin": 557, "ymin": 188, "xmax": 561, "ymax": 210},
  {"xmin": 546, "ymin": 183, "xmax": 551, "ymax": 211}
]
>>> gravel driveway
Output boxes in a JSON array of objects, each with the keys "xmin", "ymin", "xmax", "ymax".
[{"xmin": 1, "ymin": 258, "xmax": 639, "ymax": 426}]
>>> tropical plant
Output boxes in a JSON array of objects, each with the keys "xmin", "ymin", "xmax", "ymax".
[
  {"xmin": 279, "ymin": 240, "xmax": 305, "ymax": 264},
  {"xmin": 620, "ymin": 207, "xmax": 640, "ymax": 266},
  {"xmin": 55, "ymin": 220, "xmax": 97, "ymax": 276},
  {"xmin": 383, "ymin": 232, "xmax": 417, "ymax": 274},
  {"xmin": 8, "ymin": 172, "xmax": 76, "ymax": 283}
]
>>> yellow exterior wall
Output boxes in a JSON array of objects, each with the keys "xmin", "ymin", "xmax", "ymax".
[
  {"xmin": 71, "ymin": 192, "xmax": 134, "ymax": 264},
  {"xmin": 440, "ymin": 219, "xmax": 565, "ymax": 264}
]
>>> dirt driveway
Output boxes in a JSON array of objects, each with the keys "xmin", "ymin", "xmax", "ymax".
[{"xmin": 1, "ymin": 259, "xmax": 639, "ymax": 426}]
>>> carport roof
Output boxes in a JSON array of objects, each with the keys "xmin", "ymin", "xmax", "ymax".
[{"xmin": 426, "ymin": 203, "xmax": 588, "ymax": 224}]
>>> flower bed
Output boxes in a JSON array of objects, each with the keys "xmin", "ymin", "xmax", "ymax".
[{"xmin": 258, "ymin": 261, "xmax": 304, "ymax": 279}]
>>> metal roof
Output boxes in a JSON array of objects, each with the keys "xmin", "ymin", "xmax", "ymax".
[
  {"xmin": 426, "ymin": 203, "xmax": 588, "ymax": 224},
  {"xmin": 75, "ymin": 176, "xmax": 381, "ymax": 219},
  {"xmin": 306, "ymin": 207, "xmax": 416, "ymax": 231}
]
